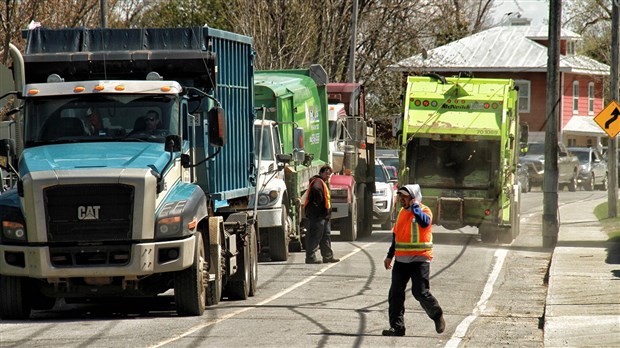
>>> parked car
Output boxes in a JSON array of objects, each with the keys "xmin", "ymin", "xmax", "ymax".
[
  {"xmin": 373, "ymin": 159, "xmax": 397, "ymax": 230},
  {"xmin": 519, "ymin": 142, "xmax": 579, "ymax": 191},
  {"xmin": 568, "ymin": 147, "xmax": 608, "ymax": 191},
  {"xmin": 377, "ymin": 149, "xmax": 399, "ymax": 180},
  {"xmin": 517, "ymin": 161, "xmax": 531, "ymax": 193}
]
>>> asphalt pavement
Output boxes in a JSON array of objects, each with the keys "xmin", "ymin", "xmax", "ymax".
[{"xmin": 543, "ymin": 195, "xmax": 620, "ymax": 347}]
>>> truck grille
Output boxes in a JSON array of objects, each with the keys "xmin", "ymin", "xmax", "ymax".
[{"xmin": 44, "ymin": 184, "xmax": 134, "ymax": 243}]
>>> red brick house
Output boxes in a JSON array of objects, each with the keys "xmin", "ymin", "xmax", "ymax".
[{"xmin": 389, "ymin": 19, "xmax": 610, "ymax": 148}]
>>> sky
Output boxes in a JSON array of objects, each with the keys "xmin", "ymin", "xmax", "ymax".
[{"xmin": 490, "ymin": 0, "xmax": 550, "ymax": 26}]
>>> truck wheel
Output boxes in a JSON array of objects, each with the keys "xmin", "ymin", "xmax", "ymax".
[
  {"xmin": 568, "ymin": 173, "xmax": 578, "ymax": 192},
  {"xmin": 479, "ymin": 223, "xmax": 497, "ymax": 243},
  {"xmin": 268, "ymin": 207, "xmax": 290, "ymax": 261},
  {"xmin": 340, "ymin": 197, "xmax": 358, "ymax": 241},
  {"xmin": 0, "ymin": 276, "xmax": 32, "ymax": 320},
  {"xmin": 584, "ymin": 173, "xmax": 594, "ymax": 191},
  {"xmin": 228, "ymin": 234, "xmax": 251, "ymax": 300},
  {"xmin": 498, "ymin": 226, "xmax": 513, "ymax": 244},
  {"xmin": 249, "ymin": 223, "xmax": 258, "ymax": 297},
  {"xmin": 357, "ymin": 184, "xmax": 373, "ymax": 238},
  {"xmin": 599, "ymin": 174, "xmax": 608, "ymax": 191},
  {"xmin": 174, "ymin": 233, "xmax": 206, "ymax": 316}
]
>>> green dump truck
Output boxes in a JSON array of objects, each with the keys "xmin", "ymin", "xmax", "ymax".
[{"xmin": 398, "ymin": 75, "xmax": 525, "ymax": 243}]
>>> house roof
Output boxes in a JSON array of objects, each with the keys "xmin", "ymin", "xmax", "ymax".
[
  {"xmin": 389, "ymin": 25, "xmax": 610, "ymax": 76},
  {"xmin": 563, "ymin": 116, "xmax": 606, "ymax": 136}
]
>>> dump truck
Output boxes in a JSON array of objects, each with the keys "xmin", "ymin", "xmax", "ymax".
[
  {"xmin": 252, "ymin": 65, "xmax": 330, "ymax": 260},
  {"xmin": 398, "ymin": 75, "xmax": 524, "ymax": 243},
  {"xmin": 327, "ymin": 83, "xmax": 376, "ymax": 239},
  {"xmin": 0, "ymin": 27, "xmax": 259, "ymax": 319}
]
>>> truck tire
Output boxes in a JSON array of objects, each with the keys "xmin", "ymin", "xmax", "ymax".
[
  {"xmin": 357, "ymin": 184, "xmax": 373, "ymax": 238},
  {"xmin": 228, "ymin": 234, "xmax": 251, "ymax": 301},
  {"xmin": 584, "ymin": 173, "xmax": 594, "ymax": 191},
  {"xmin": 498, "ymin": 226, "xmax": 513, "ymax": 244},
  {"xmin": 340, "ymin": 197, "xmax": 358, "ymax": 241},
  {"xmin": 174, "ymin": 233, "xmax": 206, "ymax": 316},
  {"xmin": 568, "ymin": 172, "xmax": 578, "ymax": 192},
  {"xmin": 249, "ymin": 223, "xmax": 258, "ymax": 297},
  {"xmin": 599, "ymin": 174, "xmax": 608, "ymax": 191},
  {"xmin": 268, "ymin": 207, "xmax": 290, "ymax": 261},
  {"xmin": 206, "ymin": 228, "xmax": 223, "ymax": 306},
  {"xmin": 0, "ymin": 276, "xmax": 32, "ymax": 320}
]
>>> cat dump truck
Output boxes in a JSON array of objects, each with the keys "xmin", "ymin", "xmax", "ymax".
[
  {"xmin": 0, "ymin": 27, "xmax": 259, "ymax": 319},
  {"xmin": 252, "ymin": 65, "xmax": 330, "ymax": 260},
  {"xmin": 398, "ymin": 75, "xmax": 524, "ymax": 244},
  {"xmin": 327, "ymin": 83, "xmax": 376, "ymax": 240}
]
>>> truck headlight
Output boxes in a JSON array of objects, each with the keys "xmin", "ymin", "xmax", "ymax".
[
  {"xmin": 2, "ymin": 220, "xmax": 26, "ymax": 242},
  {"xmin": 156, "ymin": 216, "xmax": 183, "ymax": 238},
  {"xmin": 330, "ymin": 188, "xmax": 348, "ymax": 203},
  {"xmin": 257, "ymin": 189, "xmax": 279, "ymax": 206},
  {"xmin": 373, "ymin": 189, "xmax": 387, "ymax": 197}
]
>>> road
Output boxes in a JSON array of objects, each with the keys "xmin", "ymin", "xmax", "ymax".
[{"xmin": 0, "ymin": 190, "xmax": 608, "ymax": 347}]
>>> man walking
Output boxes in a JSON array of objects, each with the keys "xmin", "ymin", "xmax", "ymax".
[
  {"xmin": 382, "ymin": 184, "xmax": 445, "ymax": 336},
  {"xmin": 303, "ymin": 164, "xmax": 339, "ymax": 264}
]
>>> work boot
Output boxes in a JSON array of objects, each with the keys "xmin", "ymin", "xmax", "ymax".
[
  {"xmin": 381, "ymin": 327, "xmax": 405, "ymax": 336},
  {"xmin": 305, "ymin": 258, "xmax": 322, "ymax": 264},
  {"xmin": 322, "ymin": 257, "xmax": 340, "ymax": 263},
  {"xmin": 434, "ymin": 315, "xmax": 445, "ymax": 334}
]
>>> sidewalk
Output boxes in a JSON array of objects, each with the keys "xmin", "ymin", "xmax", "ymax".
[{"xmin": 543, "ymin": 197, "xmax": 620, "ymax": 347}]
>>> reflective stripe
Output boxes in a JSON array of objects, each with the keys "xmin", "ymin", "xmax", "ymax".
[{"xmin": 304, "ymin": 177, "xmax": 331, "ymax": 209}]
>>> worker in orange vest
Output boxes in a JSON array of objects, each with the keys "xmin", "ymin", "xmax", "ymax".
[
  {"xmin": 303, "ymin": 164, "xmax": 339, "ymax": 264},
  {"xmin": 382, "ymin": 184, "xmax": 445, "ymax": 336}
]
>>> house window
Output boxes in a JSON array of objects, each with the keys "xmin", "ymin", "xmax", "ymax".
[
  {"xmin": 567, "ymin": 41, "xmax": 576, "ymax": 55},
  {"xmin": 514, "ymin": 80, "xmax": 530, "ymax": 113},
  {"xmin": 588, "ymin": 82, "xmax": 595, "ymax": 114},
  {"xmin": 573, "ymin": 81, "xmax": 579, "ymax": 114}
]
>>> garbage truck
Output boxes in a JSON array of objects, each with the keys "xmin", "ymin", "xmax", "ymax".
[
  {"xmin": 252, "ymin": 65, "xmax": 330, "ymax": 260},
  {"xmin": 326, "ymin": 83, "xmax": 376, "ymax": 240},
  {"xmin": 0, "ymin": 27, "xmax": 259, "ymax": 319},
  {"xmin": 397, "ymin": 75, "xmax": 524, "ymax": 243}
]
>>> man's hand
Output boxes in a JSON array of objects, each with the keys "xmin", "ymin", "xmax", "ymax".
[{"xmin": 384, "ymin": 257, "xmax": 393, "ymax": 270}]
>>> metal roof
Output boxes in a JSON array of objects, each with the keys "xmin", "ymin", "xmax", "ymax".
[
  {"xmin": 389, "ymin": 25, "xmax": 609, "ymax": 76},
  {"xmin": 563, "ymin": 115, "xmax": 606, "ymax": 136}
]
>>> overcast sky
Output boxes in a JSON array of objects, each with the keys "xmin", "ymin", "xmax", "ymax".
[{"xmin": 490, "ymin": 0, "xmax": 549, "ymax": 26}]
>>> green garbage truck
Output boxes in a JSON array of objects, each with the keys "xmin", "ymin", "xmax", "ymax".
[{"xmin": 398, "ymin": 75, "xmax": 525, "ymax": 243}]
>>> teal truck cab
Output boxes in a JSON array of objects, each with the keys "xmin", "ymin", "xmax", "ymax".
[{"xmin": 0, "ymin": 27, "xmax": 258, "ymax": 319}]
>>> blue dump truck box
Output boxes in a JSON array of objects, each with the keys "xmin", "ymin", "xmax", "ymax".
[{"xmin": 22, "ymin": 27, "xmax": 255, "ymax": 201}]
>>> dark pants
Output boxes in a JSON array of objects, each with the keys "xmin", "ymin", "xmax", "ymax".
[
  {"xmin": 388, "ymin": 260, "xmax": 443, "ymax": 331},
  {"xmin": 305, "ymin": 217, "xmax": 334, "ymax": 261}
]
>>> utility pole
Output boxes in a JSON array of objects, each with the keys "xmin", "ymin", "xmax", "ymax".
[
  {"xmin": 348, "ymin": 0, "xmax": 358, "ymax": 83},
  {"xmin": 100, "ymin": 0, "xmax": 107, "ymax": 28},
  {"xmin": 609, "ymin": 2, "xmax": 619, "ymax": 218},
  {"xmin": 543, "ymin": 0, "xmax": 561, "ymax": 248}
]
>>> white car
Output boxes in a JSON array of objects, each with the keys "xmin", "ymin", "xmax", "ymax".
[{"xmin": 373, "ymin": 159, "xmax": 396, "ymax": 230}]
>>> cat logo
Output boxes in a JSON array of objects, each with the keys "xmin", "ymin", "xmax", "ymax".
[{"xmin": 77, "ymin": 206, "xmax": 101, "ymax": 220}]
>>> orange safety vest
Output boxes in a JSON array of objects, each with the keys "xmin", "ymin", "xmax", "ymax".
[
  {"xmin": 303, "ymin": 177, "xmax": 331, "ymax": 209},
  {"xmin": 393, "ymin": 204, "xmax": 433, "ymax": 259}
]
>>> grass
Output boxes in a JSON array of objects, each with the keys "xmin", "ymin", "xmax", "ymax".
[{"xmin": 593, "ymin": 199, "xmax": 620, "ymax": 242}]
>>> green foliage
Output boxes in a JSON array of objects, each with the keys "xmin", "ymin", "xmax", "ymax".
[{"xmin": 135, "ymin": 0, "xmax": 234, "ymax": 30}]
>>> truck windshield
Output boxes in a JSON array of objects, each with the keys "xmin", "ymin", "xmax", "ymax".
[{"xmin": 23, "ymin": 95, "xmax": 180, "ymax": 147}]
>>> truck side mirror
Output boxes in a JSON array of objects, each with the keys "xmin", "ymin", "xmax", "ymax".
[
  {"xmin": 293, "ymin": 127, "xmax": 305, "ymax": 162},
  {"xmin": 0, "ymin": 139, "xmax": 16, "ymax": 158},
  {"xmin": 207, "ymin": 107, "xmax": 226, "ymax": 147},
  {"xmin": 164, "ymin": 135, "xmax": 182, "ymax": 152},
  {"xmin": 276, "ymin": 153, "xmax": 292, "ymax": 164},
  {"xmin": 520, "ymin": 123, "xmax": 529, "ymax": 144}
]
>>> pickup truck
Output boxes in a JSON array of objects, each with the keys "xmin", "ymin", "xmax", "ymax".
[
  {"xmin": 568, "ymin": 146, "xmax": 608, "ymax": 191},
  {"xmin": 519, "ymin": 142, "xmax": 579, "ymax": 191}
]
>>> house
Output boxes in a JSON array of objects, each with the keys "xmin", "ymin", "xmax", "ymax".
[{"xmin": 389, "ymin": 18, "xmax": 610, "ymax": 149}]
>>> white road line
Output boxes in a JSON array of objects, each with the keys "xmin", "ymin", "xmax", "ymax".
[
  {"xmin": 150, "ymin": 243, "xmax": 372, "ymax": 347},
  {"xmin": 444, "ymin": 248, "xmax": 508, "ymax": 348}
]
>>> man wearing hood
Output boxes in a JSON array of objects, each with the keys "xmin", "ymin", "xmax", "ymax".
[{"xmin": 382, "ymin": 184, "xmax": 445, "ymax": 336}]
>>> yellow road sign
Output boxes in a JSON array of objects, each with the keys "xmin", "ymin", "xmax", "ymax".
[{"xmin": 594, "ymin": 100, "xmax": 620, "ymax": 138}]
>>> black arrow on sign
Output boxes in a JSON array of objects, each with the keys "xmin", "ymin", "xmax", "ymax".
[{"xmin": 605, "ymin": 108, "xmax": 620, "ymax": 129}]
